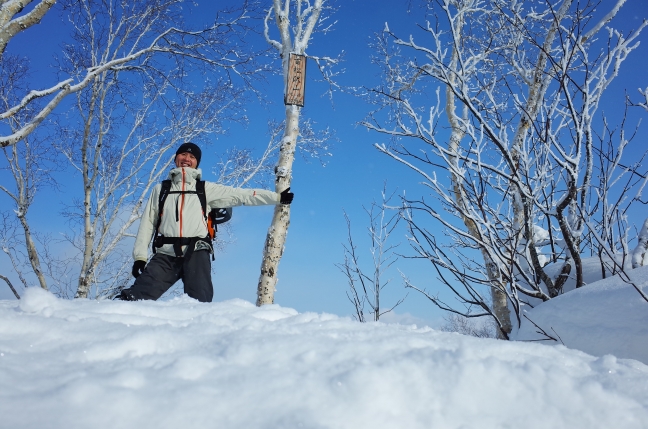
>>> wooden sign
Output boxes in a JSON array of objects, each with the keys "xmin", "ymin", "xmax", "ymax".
[{"xmin": 284, "ymin": 53, "xmax": 307, "ymax": 106}]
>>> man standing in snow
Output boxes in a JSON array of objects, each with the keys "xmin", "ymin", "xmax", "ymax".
[{"xmin": 118, "ymin": 142, "xmax": 294, "ymax": 302}]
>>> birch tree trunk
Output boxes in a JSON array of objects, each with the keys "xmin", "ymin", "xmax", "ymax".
[
  {"xmin": 257, "ymin": 104, "xmax": 299, "ymax": 305},
  {"xmin": 0, "ymin": 0, "xmax": 57, "ymax": 55},
  {"xmin": 442, "ymin": 8, "xmax": 512, "ymax": 338},
  {"xmin": 632, "ymin": 218, "xmax": 648, "ymax": 269},
  {"xmin": 257, "ymin": 0, "xmax": 324, "ymax": 306},
  {"xmin": 0, "ymin": 138, "xmax": 49, "ymax": 290},
  {"xmin": 17, "ymin": 209, "xmax": 47, "ymax": 290}
]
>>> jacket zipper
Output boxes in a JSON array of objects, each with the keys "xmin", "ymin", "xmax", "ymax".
[{"xmin": 179, "ymin": 168, "xmax": 185, "ymax": 238}]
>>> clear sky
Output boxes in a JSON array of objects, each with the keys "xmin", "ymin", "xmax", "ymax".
[{"xmin": 1, "ymin": 0, "xmax": 647, "ymax": 328}]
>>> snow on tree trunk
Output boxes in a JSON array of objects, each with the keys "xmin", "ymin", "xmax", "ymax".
[
  {"xmin": 257, "ymin": 105, "xmax": 299, "ymax": 305},
  {"xmin": 257, "ymin": 0, "xmax": 324, "ymax": 306},
  {"xmin": 632, "ymin": 218, "xmax": 648, "ymax": 269},
  {"xmin": 0, "ymin": 0, "xmax": 57, "ymax": 56},
  {"xmin": 444, "ymin": 4, "xmax": 512, "ymax": 339}
]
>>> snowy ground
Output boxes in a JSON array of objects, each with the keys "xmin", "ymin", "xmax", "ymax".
[
  {"xmin": 1, "ymin": 269, "xmax": 648, "ymax": 429},
  {"xmin": 512, "ymin": 265, "xmax": 648, "ymax": 364}
]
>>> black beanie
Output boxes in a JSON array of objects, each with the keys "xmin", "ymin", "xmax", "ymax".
[{"xmin": 175, "ymin": 142, "xmax": 202, "ymax": 167}]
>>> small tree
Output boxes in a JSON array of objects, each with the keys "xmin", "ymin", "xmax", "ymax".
[
  {"xmin": 337, "ymin": 187, "xmax": 405, "ymax": 322},
  {"xmin": 0, "ymin": 53, "xmax": 61, "ymax": 292},
  {"xmin": 440, "ymin": 313, "xmax": 496, "ymax": 339}
]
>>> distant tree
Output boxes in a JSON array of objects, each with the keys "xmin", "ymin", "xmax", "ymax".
[
  {"xmin": 0, "ymin": 134, "xmax": 56, "ymax": 292},
  {"xmin": 363, "ymin": 0, "xmax": 647, "ymax": 338},
  {"xmin": 632, "ymin": 219, "xmax": 648, "ymax": 269},
  {"xmin": 440, "ymin": 313, "xmax": 496, "ymax": 339},
  {"xmin": 0, "ymin": 52, "xmax": 61, "ymax": 293},
  {"xmin": 337, "ymin": 187, "xmax": 405, "ymax": 322}
]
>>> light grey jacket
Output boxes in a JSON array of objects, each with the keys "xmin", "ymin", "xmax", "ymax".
[{"xmin": 133, "ymin": 167, "xmax": 280, "ymax": 261}]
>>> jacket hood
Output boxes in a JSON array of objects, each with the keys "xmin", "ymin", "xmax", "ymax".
[{"xmin": 168, "ymin": 167, "xmax": 202, "ymax": 184}]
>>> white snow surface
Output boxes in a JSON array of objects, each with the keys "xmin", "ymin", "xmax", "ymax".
[
  {"xmin": 2, "ymin": 276, "xmax": 648, "ymax": 429},
  {"xmin": 512, "ymin": 265, "xmax": 648, "ymax": 364}
]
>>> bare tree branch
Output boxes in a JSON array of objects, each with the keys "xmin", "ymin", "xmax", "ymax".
[{"xmin": 0, "ymin": 273, "xmax": 20, "ymax": 298}]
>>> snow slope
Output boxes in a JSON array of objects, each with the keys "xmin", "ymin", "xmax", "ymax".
[
  {"xmin": 1, "ymin": 284, "xmax": 647, "ymax": 429},
  {"xmin": 512, "ymin": 265, "xmax": 648, "ymax": 364}
]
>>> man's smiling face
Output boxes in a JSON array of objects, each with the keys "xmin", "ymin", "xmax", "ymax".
[{"xmin": 175, "ymin": 152, "xmax": 198, "ymax": 169}]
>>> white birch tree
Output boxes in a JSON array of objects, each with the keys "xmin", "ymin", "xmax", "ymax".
[
  {"xmin": 257, "ymin": 0, "xmax": 332, "ymax": 306},
  {"xmin": 0, "ymin": 52, "xmax": 63, "ymax": 293},
  {"xmin": 363, "ymin": 0, "xmax": 647, "ymax": 338},
  {"xmin": 0, "ymin": 135, "xmax": 56, "ymax": 291}
]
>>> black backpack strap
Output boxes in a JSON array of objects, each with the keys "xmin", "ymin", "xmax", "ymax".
[
  {"xmin": 152, "ymin": 180, "xmax": 172, "ymax": 254},
  {"xmin": 195, "ymin": 180, "xmax": 214, "ymax": 260},
  {"xmin": 154, "ymin": 236, "xmax": 202, "ymax": 258},
  {"xmin": 196, "ymin": 180, "xmax": 207, "ymax": 221}
]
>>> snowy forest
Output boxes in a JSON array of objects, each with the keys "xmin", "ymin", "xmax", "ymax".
[{"xmin": 1, "ymin": 1, "xmax": 648, "ymax": 428}]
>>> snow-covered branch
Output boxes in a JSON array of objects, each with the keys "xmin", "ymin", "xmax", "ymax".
[
  {"xmin": 363, "ymin": 0, "xmax": 646, "ymax": 337},
  {"xmin": 0, "ymin": 0, "xmax": 57, "ymax": 55},
  {"xmin": 1, "ymin": 0, "xmax": 263, "ymax": 148}
]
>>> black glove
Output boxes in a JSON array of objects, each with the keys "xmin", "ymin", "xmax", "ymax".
[
  {"xmin": 132, "ymin": 260, "xmax": 146, "ymax": 278},
  {"xmin": 280, "ymin": 187, "xmax": 294, "ymax": 205},
  {"xmin": 118, "ymin": 288, "xmax": 137, "ymax": 301}
]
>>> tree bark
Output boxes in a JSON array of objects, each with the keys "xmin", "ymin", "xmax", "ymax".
[
  {"xmin": 257, "ymin": 104, "xmax": 299, "ymax": 305},
  {"xmin": 443, "ymin": 9, "xmax": 512, "ymax": 339},
  {"xmin": 0, "ymin": 274, "xmax": 20, "ymax": 298},
  {"xmin": 632, "ymin": 218, "xmax": 648, "ymax": 269},
  {"xmin": 0, "ymin": 0, "xmax": 57, "ymax": 56},
  {"xmin": 18, "ymin": 213, "xmax": 47, "ymax": 290}
]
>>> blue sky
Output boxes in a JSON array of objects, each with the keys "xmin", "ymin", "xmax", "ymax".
[{"xmin": 1, "ymin": 0, "xmax": 647, "ymax": 327}]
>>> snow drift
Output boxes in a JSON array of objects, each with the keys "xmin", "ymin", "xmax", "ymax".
[
  {"xmin": 1, "ymin": 282, "xmax": 647, "ymax": 429},
  {"xmin": 512, "ymin": 265, "xmax": 648, "ymax": 363}
]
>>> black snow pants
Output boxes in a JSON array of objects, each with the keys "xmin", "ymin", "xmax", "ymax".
[{"xmin": 124, "ymin": 251, "xmax": 213, "ymax": 302}]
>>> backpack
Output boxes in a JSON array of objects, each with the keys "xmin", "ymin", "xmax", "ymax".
[{"xmin": 152, "ymin": 180, "xmax": 232, "ymax": 258}]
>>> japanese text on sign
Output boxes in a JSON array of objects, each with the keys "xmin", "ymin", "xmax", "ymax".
[{"xmin": 285, "ymin": 53, "xmax": 307, "ymax": 106}]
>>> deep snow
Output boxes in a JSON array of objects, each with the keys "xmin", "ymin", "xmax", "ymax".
[
  {"xmin": 1, "ymin": 268, "xmax": 647, "ymax": 429},
  {"xmin": 512, "ymin": 265, "xmax": 648, "ymax": 363}
]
